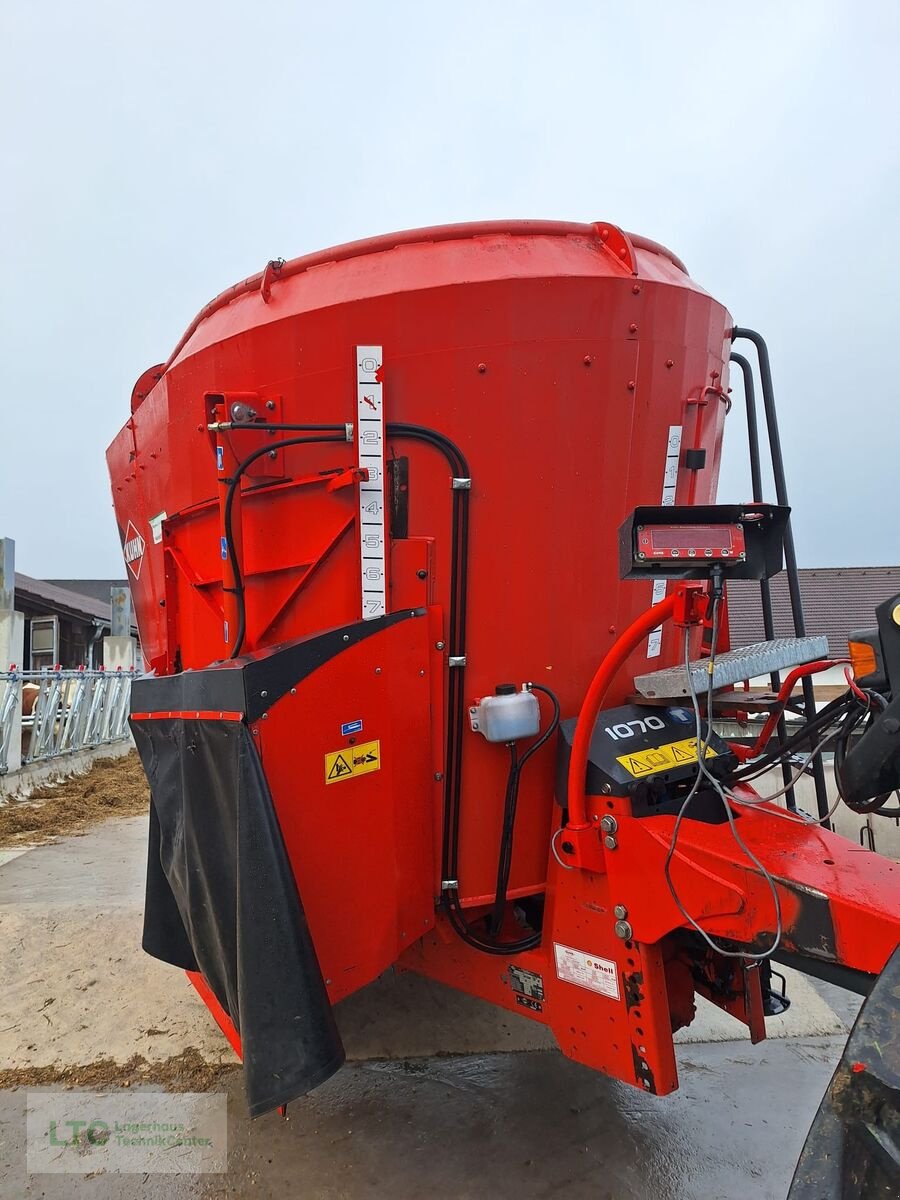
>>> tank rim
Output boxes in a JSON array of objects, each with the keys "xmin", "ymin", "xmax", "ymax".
[{"xmin": 147, "ymin": 219, "xmax": 689, "ymax": 402}]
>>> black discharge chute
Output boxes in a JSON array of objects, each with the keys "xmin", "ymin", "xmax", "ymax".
[{"xmin": 134, "ymin": 715, "xmax": 344, "ymax": 1117}]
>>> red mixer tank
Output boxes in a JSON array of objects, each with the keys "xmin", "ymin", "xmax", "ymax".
[{"xmin": 109, "ymin": 220, "xmax": 900, "ymax": 1124}]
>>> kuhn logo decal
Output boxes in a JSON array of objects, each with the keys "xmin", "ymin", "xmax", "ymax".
[{"xmin": 123, "ymin": 520, "xmax": 146, "ymax": 580}]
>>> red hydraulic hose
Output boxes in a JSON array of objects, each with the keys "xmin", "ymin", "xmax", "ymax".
[
  {"xmin": 566, "ymin": 593, "xmax": 679, "ymax": 830},
  {"xmin": 733, "ymin": 658, "xmax": 842, "ymax": 763}
]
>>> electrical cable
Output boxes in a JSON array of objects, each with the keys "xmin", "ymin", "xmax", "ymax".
[
  {"xmin": 727, "ymin": 729, "xmax": 847, "ymax": 826},
  {"xmin": 663, "ymin": 600, "xmax": 783, "ymax": 961},
  {"xmin": 550, "ymin": 826, "xmax": 575, "ymax": 871}
]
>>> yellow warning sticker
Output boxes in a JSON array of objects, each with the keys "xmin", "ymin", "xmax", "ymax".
[
  {"xmin": 325, "ymin": 740, "xmax": 381, "ymax": 784},
  {"xmin": 616, "ymin": 737, "xmax": 717, "ymax": 779}
]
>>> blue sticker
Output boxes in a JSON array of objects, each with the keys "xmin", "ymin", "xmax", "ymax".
[
  {"xmin": 341, "ymin": 719, "xmax": 364, "ymax": 736},
  {"xmin": 220, "ymin": 536, "xmax": 228, "ymax": 560},
  {"xmin": 667, "ymin": 707, "xmax": 694, "ymax": 725},
  {"xmin": 216, "ymin": 446, "xmax": 224, "ymax": 471}
]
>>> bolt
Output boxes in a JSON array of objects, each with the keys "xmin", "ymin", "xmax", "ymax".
[
  {"xmin": 416, "ymin": 569, "xmax": 428, "ymax": 579},
  {"xmin": 629, "ymin": 323, "xmax": 638, "ymax": 333},
  {"xmin": 375, "ymin": 667, "xmax": 382, "ymax": 675},
  {"xmin": 267, "ymin": 449, "xmax": 277, "ymax": 459},
  {"xmin": 627, "ymin": 380, "xmax": 636, "ymax": 391},
  {"xmin": 419, "ymin": 669, "xmax": 426, "ymax": 676},
  {"xmin": 600, "ymin": 815, "xmax": 617, "ymax": 833},
  {"xmin": 604, "ymin": 835, "xmax": 618, "ymax": 851},
  {"xmin": 614, "ymin": 919, "xmax": 633, "ymax": 940},
  {"xmin": 261, "ymin": 690, "xmax": 268, "ymax": 698},
  {"xmin": 261, "ymin": 712, "xmax": 268, "ymax": 720},
  {"xmin": 614, "ymin": 904, "xmax": 628, "ymax": 920},
  {"xmin": 600, "ymin": 783, "xmax": 612, "ymax": 795},
  {"xmin": 632, "ymin": 283, "xmax": 641, "ymax": 294},
  {"xmin": 343, "ymin": 634, "xmax": 350, "ymax": 642},
  {"xmin": 436, "ymin": 641, "xmax": 445, "ymax": 651},
  {"xmin": 325, "ymin": 978, "xmax": 332, "ymax": 986},
  {"xmin": 477, "ymin": 362, "xmax": 487, "ymax": 373},
  {"xmin": 434, "ymin": 771, "xmax": 444, "ymax": 781},
  {"xmin": 583, "ymin": 355, "xmax": 592, "ymax": 366},
  {"xmin": 265, "ymin": 399, "xmax": 276, "ymax": 410},
  {"xmin": 666, "ymin": 358, "xmax": 674, "ymax": 368},
  {"xmin": 290, "ymin": 687, "xmax": 296, "ymax": 695},
  {"xmin": 158, "ymin": 599, "xmax": 166, "ymax": 607},
  {"xmin": 251, "ymin": 728, "xmax": 259, "ymax": 736}
]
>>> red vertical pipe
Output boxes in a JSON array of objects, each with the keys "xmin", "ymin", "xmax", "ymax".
[{"xmin": 566, "ymin": 594, "xmax": 678, "ymax": 829}]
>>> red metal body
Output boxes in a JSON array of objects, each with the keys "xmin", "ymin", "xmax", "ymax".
[{"xmin": 109, "ymin": 220, "xmax": 900, "ymax": 1100}]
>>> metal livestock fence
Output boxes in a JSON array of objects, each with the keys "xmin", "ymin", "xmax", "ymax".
[{"xmin": 0, "ymin": 667, "xmax": 136, "ymax": 775}]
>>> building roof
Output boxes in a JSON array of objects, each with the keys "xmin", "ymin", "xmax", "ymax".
[
  {"xmin": 46, "ymin": 579, "xmax": 129, "ymax": 606},
  {"xmin": 14, "ymin": 573, "xmax": 118, "ymax": 627},
  {"xmin": 728, "ymin": 567, "xmax": 900, "ymax": 659}
]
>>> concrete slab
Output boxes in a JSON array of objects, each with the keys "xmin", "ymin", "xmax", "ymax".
[
  {"xmin": 0, "ymin": 817, "xmax": 848, "ymax": 1075},
  {"xmin": 0, "ymin": 848, "xmax": 31, "ymax": 868},
  {"xmin": 0, "ymin": 1037, "xmax": 844, "ymax": 1199}
]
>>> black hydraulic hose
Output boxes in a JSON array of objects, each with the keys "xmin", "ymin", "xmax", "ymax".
[
  {"xmin": 386, "ymin": 424, "xmax": 549, "ymax": 956},
  {"xmin": 488, "ymin": 684, "xmax": 561, "ymax": 938},
  {"xmin": 489, "ymin": 744, "xmax": 520, "ymax": 936},
  {"xmin": 731, "ymin": 692, "xmax": 854, "ymax": 782},
  {"xmin": 731, "ymin": 327, "xmax": 831, "ymax": 824},
  {"xmin": 224, "ymin": 417, "xmax": 537, "ymax": 956},
  {"xmin": 730, "ymin": 352, "xmax": 795, "ymax": 805},
  {"xmin": 223, "ymin": 433, "xmax": 347, "ymax": 658},
  {"xmin": 384, "ymin": 423, "xmax": 470, "ymax": 893}
]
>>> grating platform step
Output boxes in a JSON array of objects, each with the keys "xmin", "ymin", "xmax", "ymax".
[{"xmin": 633, "ymin": 636, "xmax": 829, "ymax": 700}]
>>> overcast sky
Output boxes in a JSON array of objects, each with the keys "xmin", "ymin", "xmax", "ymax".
[{"xmin": 2, "ymin": 1, "xmax": 897, "ymax": 577}]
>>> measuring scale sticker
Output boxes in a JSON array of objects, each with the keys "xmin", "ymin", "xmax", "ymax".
[{"xmin": 356, "ymin": 346, "xmax": 386, "ymax": 620}]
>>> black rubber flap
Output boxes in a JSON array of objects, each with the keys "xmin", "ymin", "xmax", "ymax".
[{"xmin": 133, "ymin": 716, "xmax": 345, "ymax": 1116}]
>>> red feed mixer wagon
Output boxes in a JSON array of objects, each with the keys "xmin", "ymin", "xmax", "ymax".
[{"xmin": 108, "ymin": 220, "xmax": 900, "ymax": 1192}]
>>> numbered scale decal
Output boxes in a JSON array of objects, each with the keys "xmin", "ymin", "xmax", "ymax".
[{"xmin": 356, "ymin": 346, "xmax": 387, "ymax": 620}]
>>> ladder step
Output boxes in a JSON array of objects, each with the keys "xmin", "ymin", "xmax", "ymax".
[{"xmin": 633, "ymin": 636, "xmax": 829, "ymax": 700}]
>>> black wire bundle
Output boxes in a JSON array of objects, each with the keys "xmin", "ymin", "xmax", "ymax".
[{"xmin": 730, "ymin": 691, "xmax": 858, "ymax": 784}]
